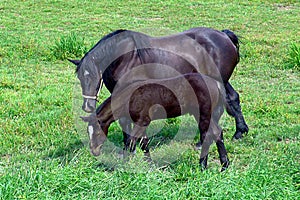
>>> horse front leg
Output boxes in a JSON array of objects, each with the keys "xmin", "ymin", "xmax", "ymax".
[{"xmin": 225, "ymin": 82, "xmax": 249, "ymax": 139}]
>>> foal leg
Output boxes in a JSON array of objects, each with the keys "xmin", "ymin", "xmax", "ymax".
[
  {"xmin": 129, "ymin": 124, "xmax": 152, "ymax": 162},
  {"xmin": 199, "ymin": 135, "xmax": 212, "ymax": 171},
  {"xmin": 139, "ymin": 130, "xmax": 152, "ymax": 162},
  {"xmin": 216, "ymin": 131, "xmax": 230, "ymax": 172},
  {"xmin": 225, "ymin": 82, "xmax": 249, "ymax": 139},
  {"xmin": 197, "ymin": 116, "xmax": 212, "ymax": 170},
  {"xmin": 129, "ymin": 124, "xmax": 150, "ymax": 154},
  {"xmin": 119, "ymin": 117, "xmax": 133, "ymax": 151}
]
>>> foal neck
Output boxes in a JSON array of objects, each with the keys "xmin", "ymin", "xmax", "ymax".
[{"xmin": 96, "ymin": 97, "xmax": 114, "ymax": 125}]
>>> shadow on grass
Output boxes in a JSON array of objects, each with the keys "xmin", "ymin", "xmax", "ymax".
[
  {"xmin": 44, "ymin": 139, "xmax": 85, "ymax": 163},
  {"xmin": 88, "ymin": 118, "xmax": 201, "ymax": 172},
  {"xmin": 108, "ymin": 118, "xmax": 199, "ymax": 152}
]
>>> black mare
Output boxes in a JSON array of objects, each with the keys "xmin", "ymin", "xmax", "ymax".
[{"xmin": 69, "ymin": 27, "xmax": 248, "ymax": 148}]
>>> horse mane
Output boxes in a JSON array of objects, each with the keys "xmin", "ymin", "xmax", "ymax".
[
  {"xmin": 90, "ymin": 29, "xmax": 128, "ymax": 53},
  {"xmin": 75, "ymin": 29, "xmax": 128, "ymax": 73}
]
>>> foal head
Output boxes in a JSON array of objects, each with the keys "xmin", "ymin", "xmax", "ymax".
[{"xmin": 81, "ymin": 114, "xmax": 107, "ymax": 156}]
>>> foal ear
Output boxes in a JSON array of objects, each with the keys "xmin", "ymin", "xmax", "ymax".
[
  {"xmin": 80, "ymin": 116, "xmax": 92, "ymax": 122},
  {"xmin": 68, "ymin": 59, "xmax": 81, "ymax": 66}
]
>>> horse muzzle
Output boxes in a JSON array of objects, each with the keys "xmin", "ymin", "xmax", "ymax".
[{"xmin": 82, "ymin": 98, "xmax": 96, "ymax": 113}]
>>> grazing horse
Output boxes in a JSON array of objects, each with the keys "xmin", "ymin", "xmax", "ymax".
[
  {"xmin": 69, "ymin": 27, "xmax": 248, "ymax": 147},
  {"xmin": 81, "ymin": 73, "xmax": 230, "ymax": 171}
]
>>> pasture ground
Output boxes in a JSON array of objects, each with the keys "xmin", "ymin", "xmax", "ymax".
[{"xmin": 0, "ymin": 1, "xmax": 299, "ymax": 199}]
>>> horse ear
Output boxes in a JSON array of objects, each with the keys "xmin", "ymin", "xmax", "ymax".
[{"xmin": 68, "ymin": 59, "xmax": 81, "ymax": 66}]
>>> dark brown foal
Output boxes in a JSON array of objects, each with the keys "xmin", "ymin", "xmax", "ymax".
[{"xmin": 81, "ymin": 73, "xmax": 230, "ymax": 171}]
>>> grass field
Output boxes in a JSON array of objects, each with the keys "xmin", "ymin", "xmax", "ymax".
[{"xmin": 0, "ymin": 0, "xmax": 299, "ymax": 199}]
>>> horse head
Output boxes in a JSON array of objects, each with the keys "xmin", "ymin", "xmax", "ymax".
[{"xmin": 69, "ymin": 58, "xmax": 102, "ymax": 113}]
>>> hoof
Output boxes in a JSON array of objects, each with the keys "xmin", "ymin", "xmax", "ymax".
[
  {"xmin": 143, "ymin": 152, "xmax": 152, "ymax": 163},
  {"xmin": 220, "ymin": 166, "xmax": 227, "ymax": 172},
  {"xmin": 220, "ymin": 161, "xmax": 230, "ymax": 172},
  {"xmin": 232, "ymin": 131, "xmax": 243, "ymax": 140},
  {"xmin": 117, "ymin": 150, "xmax": 125, "ymax": 159},
  {"xmin": 194, "ymin": 141, "xmax": 202, "ymax": 150},
  {"xmin": 199, "ymin": 157, "xmax": 208, "ymax": 171},
  {"xmin": 233, "ymin": 123, "xmax": 249, "ymax": 140},
  {"xmin": 200, "ymin": 163, "xmax": 207, "ymax": 171}
]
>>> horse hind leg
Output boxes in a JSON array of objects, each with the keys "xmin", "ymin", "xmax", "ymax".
[{"xmin": 225, "ymin": 82, "xmax": 249, "ymax": 139}]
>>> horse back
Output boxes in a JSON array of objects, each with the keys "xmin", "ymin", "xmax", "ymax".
[{"xmin": 146, "ymin": 27, "xmax": 238, "ymax": 82}]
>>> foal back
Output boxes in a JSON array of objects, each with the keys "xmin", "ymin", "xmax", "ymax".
[{"xmin": 125, "ymin": 73, "xmax": 222, "ymax": 127}]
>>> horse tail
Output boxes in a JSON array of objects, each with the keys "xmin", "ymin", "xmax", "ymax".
[{"xmin": 222, "ymin": 29, "xmax": 240, "ymax": 63}]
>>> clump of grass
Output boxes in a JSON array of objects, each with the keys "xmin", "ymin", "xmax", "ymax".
[
  {"xmin": 285, "ymin": 42, "xmax": 300, "ymax": 70},
  {"xmin": 51, "ymin": 32, "xmax": 87, "ymax": 60}
]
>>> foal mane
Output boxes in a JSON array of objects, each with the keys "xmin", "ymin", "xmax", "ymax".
[{"xmin": 75, "ymin": 29, "xmax": 128, "ymax": 73}]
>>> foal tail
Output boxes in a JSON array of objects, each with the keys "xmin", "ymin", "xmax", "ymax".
[
  {"xmin": 216, "ymin": 81, "xmax": 227, "ymax": 108},
  {"xmin": 210, "ymin": 80, "xmax": 226, "ymax": 126},
  {"xmin": 222, "ymin": 29, "xmax": 240, "ymax": 63}
]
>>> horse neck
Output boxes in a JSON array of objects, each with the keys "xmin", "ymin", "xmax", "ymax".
[
  {"xmin": 90, "ymin": 31, "xmax": 150, "ymax": 73},
  {"xmin": 90, "ymin": 32, "xmax": 130, "ymax": 73}
]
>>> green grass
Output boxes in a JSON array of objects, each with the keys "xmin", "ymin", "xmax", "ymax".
[
  {"xmin": 0, "ymin": 0, "xmax": 299, "ymax": 199},
  {"xmin": 286, "ymin": 42, "xmax": 300, "ymax": 70},
  {"xmin": 51, "ymin": 33, "xmax": 88, "ymax": 60}
]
